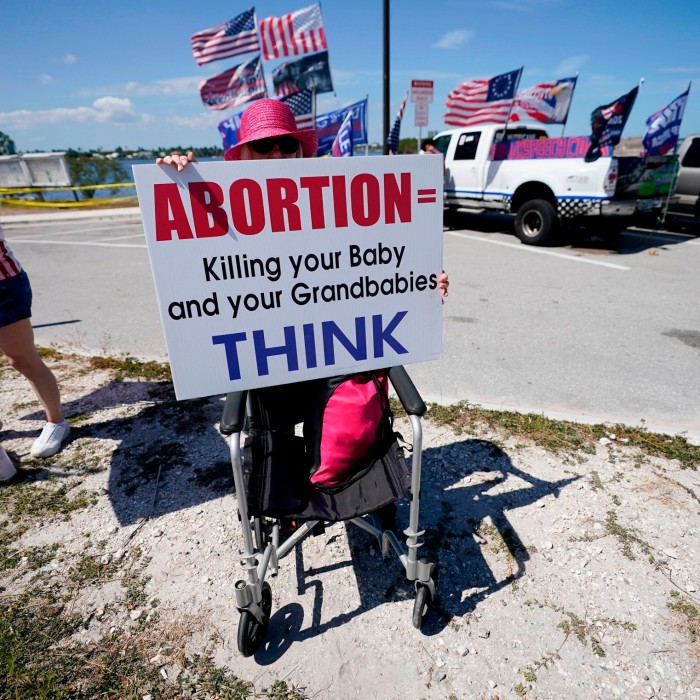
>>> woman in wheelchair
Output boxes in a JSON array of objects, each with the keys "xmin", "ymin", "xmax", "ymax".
[{"xmin": 158, "ymin": 99, "xmax": 447, "ymax": 652}]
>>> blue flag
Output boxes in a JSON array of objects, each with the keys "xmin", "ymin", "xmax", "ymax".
[
  {"xmin": 316, "ymin": 99, "xmax": 368, "ymax": 155},
  {"xmin": 218, "ymin": 113, "xmax": 242, "ymax": 150},
  {"xmin": 331, "ymin": 110, "xmax": 353, "ymax": 157},
  {"xmin": 486, "ymin": 68, "xmax": 522, "ymax": 102},
  {"xmin": 643, "ymin": 87, "xmax": 691, "ymax": 156}
]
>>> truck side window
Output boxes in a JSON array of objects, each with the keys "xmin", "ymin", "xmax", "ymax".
[
  {"xmin": 681, "ymin": 139, "xmax": 700, "ymax": 168},
  {"xmin": 454, "ymin": 132, "xmax": 480, "ymax": 161},
  {"xmin": 433, "ymin": 135, "xmax": 451, "ymax": 156}
]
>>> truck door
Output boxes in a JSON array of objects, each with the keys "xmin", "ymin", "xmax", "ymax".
[{"xmin": 443, "ymin": 131, "xmax": 485, "ymax": 204}]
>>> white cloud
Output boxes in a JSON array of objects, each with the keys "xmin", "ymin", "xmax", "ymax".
[
  {"xmin": 52, "ymin": 53, "xmax": 78, "ymax": 64},
  {"xmin": 433, "ymin": 29, "xmax": 474, "ymax": 50},
  {"xmin": 0, "ymin": 97, "xmax": 152, "ymax": 130},
  {"xmin": 554, "ymin": 55, "xmax": 590, "ymax": 76},
  {"xmin": 39, "ymin": 74, "xmax": 54, "ymax": 85},
  {"xmin": 78, "ymin": 77, "xmax": 202, "ymax": 98},
  {"xmin": 168, "ymin": 113, "xmax": 221, "ymax": 129}
]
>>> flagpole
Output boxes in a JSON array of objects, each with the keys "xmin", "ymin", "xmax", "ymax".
[
  {"xmin": 382, "ymin": 0, "xmax": 390, "ymax": 155},
  {"xmin": 561, "ymin": 72, "xmax": 578, "ymax": 138},
  {"xmin": 660, "ymin": 80, "xmax": 692, "ymax": 228},
  {"xmin": 502, "ymin": 67, "xmax": 523, "ymax": 140},
  {"xmin": 365, "ymin": 93, "xmax": 369, "ymax": 156},
  {"xmin": 312, "ymin": 85, "xmax": 317, "ymax": 152}
]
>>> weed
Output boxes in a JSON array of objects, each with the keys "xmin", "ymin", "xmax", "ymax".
[
  {"xmin": 589, "ymin": 470, "xmax": 604, "ymax": 491},
  {"xmin": 87, "ymin": 354, "xmax": 172, "ymax": 381},
  {"xmin": 668, "ymin": 591, "xmax": 699, "ymax": 644},
  {"xmin": 605, "ymin": 510, "xmax": 651, "ymax": 560},
  {"xmin": 1, "ymin": 482, "xmax": 94, "ymax": 523},
  {"xmin": 514, "ymin": 682, "xmax": 527, "ymax": 696},
  {"xmin": 526, "ymin": 598, "xmax": 636, "ymax": 661}
]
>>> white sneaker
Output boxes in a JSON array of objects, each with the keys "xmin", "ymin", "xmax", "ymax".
[
  {"xmin": 0, "ymin": 445, "xmax": 17, "ymax": 483},
  {"xmin": 30, "ymin": 421, "xmax": 70, "ymax": 458}
]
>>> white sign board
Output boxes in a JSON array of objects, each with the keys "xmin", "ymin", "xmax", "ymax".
[
  {"xmin": 411, "ymin": 79, "xmax": 434, "ymax": 104},
  {"xmin": 133, "ymin": 156, "xmax": 444, "ymax": 400},
  {"xmin": 415, "ymin": 102, "xmax": 429, "ymax": 128},
  {"xmin": 0, "ymin": 153, "xmax": 72, "ymax": 188}
]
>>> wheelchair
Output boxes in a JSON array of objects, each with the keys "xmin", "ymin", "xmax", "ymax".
[{"xmin": 219, "ymin": 366, "xmax": 438, "ymax": 657}]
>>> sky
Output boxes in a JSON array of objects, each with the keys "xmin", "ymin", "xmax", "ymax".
[{"xmin": 1, "ymin": 0, "xmax": 698, "ymax": 153}]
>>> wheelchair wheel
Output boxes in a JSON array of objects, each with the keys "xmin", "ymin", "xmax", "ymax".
[
  {"xmin": 412, "ymin": 584, "xmax": 432, "ymax": 629},
  {"xmin": 237, "ymin": 581, "xmax": 272, "ymax": 657}
]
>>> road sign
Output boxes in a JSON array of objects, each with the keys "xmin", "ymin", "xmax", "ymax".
[
  {"xmin": 414, "ymin": 102, "xmax": 429, "ymax": 127},
  {"xmin": 411, "ymin": 79, "xmax": 434, "ymax": 104}
]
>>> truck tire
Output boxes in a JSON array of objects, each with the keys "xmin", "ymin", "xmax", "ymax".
[{"xmin": 514, "ymin": 199, "xmax": 560, "ymax": 246}]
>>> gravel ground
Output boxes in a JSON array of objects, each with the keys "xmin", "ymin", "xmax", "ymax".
[{"xmin": 1, "ymin": 353, "xmax": 699, "ymax": 699}]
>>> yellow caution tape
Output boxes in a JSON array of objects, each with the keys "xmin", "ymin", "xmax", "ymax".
[
  {"xmin": 0, "ymin": 195, "xmax": 138, "ymax": 208},
  {"xmin": 0, "ymin": 182, "xmax": 136, "ymax": 195}
]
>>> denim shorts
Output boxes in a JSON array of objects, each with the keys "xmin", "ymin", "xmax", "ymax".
[{"xmin": 0, "ymin": 270, "xmax": 32, "ymax": 328}]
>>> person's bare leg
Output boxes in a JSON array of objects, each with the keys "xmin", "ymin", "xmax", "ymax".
[{"xmin": 0, "ymin": 318, "xmax": 64, "ymax": 423}]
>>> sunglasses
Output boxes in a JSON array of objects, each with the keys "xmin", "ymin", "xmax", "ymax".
[{"xmin": 250, "ymin": 136, "xmax": 300, "ymax": 155}]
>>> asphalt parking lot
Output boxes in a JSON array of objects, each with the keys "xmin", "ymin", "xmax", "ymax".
[{"xmin": 2, "ymin": 207, "xmax": 699, "ymax": 440}]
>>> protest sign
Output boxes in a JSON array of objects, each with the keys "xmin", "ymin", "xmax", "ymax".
[{"xmin": 133, "ymin": 156, "xmax": 443, "ymax": 400}]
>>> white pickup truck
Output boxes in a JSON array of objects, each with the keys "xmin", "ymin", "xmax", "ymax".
[{"xmin": 433, "ymin": 124, "xmax": 674, "ymax": 245}]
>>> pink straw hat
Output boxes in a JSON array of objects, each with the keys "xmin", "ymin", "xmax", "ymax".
[{"xmin": 224, "ymin": 99, "xmax": 318, "ymax": 160}]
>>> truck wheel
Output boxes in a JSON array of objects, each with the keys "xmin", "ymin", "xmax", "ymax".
[{"xmin": 515, "ymin": 199, "xmax": 560, "ymax": 246}]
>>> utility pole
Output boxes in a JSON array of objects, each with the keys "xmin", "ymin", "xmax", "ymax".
[{"xmin": 383, "ymin": 0, "xmax": 390, "ymax": 155}]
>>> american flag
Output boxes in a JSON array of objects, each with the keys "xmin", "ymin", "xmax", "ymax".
[
  {"xmin": 444, "ymin": 68, "xmax": 523, "ymax": 127},
  {"xmin": 191, "ymin": 8, "xmax": 260, "ymax": 66},
  {"xmin": 199, "ymin": 56, "xmax": 267, "ymax": 111},
  {"xmin": 279, "ymin": 89, "xmax": 314, "ymax": 130},
  {"xmin": 259, "ymin": 3, "xmax": 327, "ymax": 61},
  {"xmin": 386, "ymin": 91, "xmax": 408, "ymax": 154}
]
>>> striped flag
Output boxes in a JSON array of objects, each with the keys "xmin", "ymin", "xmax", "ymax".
[
  {"xmin": 386, "ymin": 91, "xmax": 408, "ymax": 154},
  {"xmin": 279, "ymin": 89, "xmax": 314, "ymax": 130},
  {"xmin": 199, "ymin": 56, "xmax": 267, "ymax": 111},
  {"xmin": 191, "ymin": 8, "xmax": 260, "ymax": 66},
  {"xmin": 259, "ymin": 3, "xmax": 327, "ymax": 61},
  {"xmin": 444, "ymin": 68, "xmax": 523, "ymax": 127}
]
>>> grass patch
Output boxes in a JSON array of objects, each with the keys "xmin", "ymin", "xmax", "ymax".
[
  {"xmin": 87, "ymin": 354, "xmax": 172, "ymax": 382},
  {"xmin": 0, "ymin": 481, "xmax": 95, "ymax": 523},
  {"xmin": 420, "ymin": 402, "xmax": 698, "ymax": 469}
]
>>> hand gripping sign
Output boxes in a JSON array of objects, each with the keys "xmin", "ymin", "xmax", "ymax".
[{"xmin": 133, "ymin": 156, "xmax": 443, "ymax": 400}]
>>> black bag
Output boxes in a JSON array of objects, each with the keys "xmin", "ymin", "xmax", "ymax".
[{"xmin": 241, "ymin": 375, "xmax": 411, "ymax": 521}]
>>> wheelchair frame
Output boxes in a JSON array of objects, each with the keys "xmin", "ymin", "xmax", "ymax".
[{"xmin": 219, "ymin": 366, "xmax": 438, "ymax": 656}]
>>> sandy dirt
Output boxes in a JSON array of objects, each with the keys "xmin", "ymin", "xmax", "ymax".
[{"xmin": 1, "ymin": 352, "xmax": 699, "ymax": 699}]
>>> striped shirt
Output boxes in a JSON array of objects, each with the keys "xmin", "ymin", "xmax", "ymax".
[{"xmin": 0, "ymin": 226, "xmax": 22, "ymax": 281}]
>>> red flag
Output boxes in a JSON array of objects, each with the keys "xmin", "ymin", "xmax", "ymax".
[{"xmin": 259, "ymin": 3, "xmax": 327, "ymax": 61}]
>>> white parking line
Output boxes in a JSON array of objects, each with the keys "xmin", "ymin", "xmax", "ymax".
[
  {"xmin": 446, "ymin": 230, "xmax": 631, "ymax": 270},
  {"xmin": 12, "ymin": 239, "xmax": 146, "ymax": 249},
  {"xmin": 6, "ymin": 223, "xmax": 143, "ymax": 239},
  {"xmin": 625, "ymin": 228, "xmax": 696, "ymax": 240},
  {"xmin": 99, "ymin": 233, "xmax": 146, "ymax": 242}
]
